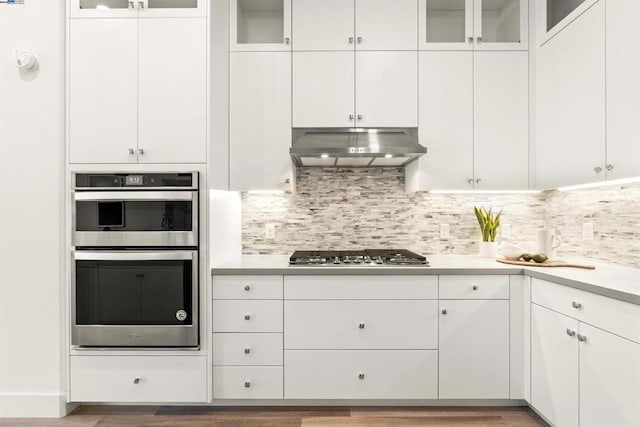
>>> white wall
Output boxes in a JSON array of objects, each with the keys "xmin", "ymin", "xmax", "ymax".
[{"xmin": 0, "ymin": 0, "xmax": 67, "ymax": 418}]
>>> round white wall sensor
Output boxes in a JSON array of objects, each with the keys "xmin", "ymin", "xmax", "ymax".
[{"xmin": 12, "ymin": 49, "xmax": 38, "ymax": 72}]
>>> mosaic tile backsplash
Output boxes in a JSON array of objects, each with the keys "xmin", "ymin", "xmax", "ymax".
[{"xmin": 241, "ymin": 168, "xmax": 640, "ymax": 268}]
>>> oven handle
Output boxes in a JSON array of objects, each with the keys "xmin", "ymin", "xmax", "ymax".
[
  {"xmin": 73, "ymin": 191, "xmax": 195, "ymax": 202},
  {"xmin": 73, "ymin": 251, "xmax": 196, "ymax": 261}
]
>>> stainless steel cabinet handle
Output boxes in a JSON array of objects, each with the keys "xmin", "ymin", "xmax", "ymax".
[
  {"xmin": 133, "ymin": 377, "xmax": 140, "ymax": 384},
  {"xmin": 244, "ymin": 347, "xmax": 251, "ymax": 354},
  {"xmin": 571, "ymin": 301, "xmax": 582, "ymax": 309},
  {"xmin": 128, "ymin": 148, "xmax": 135, "ymax": 155},
  {"xmin": 476, "ymin": 36, "xmax": 482, "ymax": 43},
  {"xmin": 577, "ymin": 334, "xmax": 587, "ymax": 342},
  {"xmin": 349, "ymin": 114, "xmax": 354, "ymax": 120},
  {"xmin": 467, "ymin": 178, "xmax": 474, "ymax": 185},
  {"xmin": 468, "ymin": 36, "xmax": 474, "ymax": 43},
  {"xmin": 606, "ymin": 164, "xmax": 614, "ymax": 171},
  {"xmin": 441, "ymin": 308, "xmax": 447, "ymax": 315},
  {"xmin": 472, "ymin": 284, "xmax": 478, "ymax": 291},
  {"xmin": 566, "ymin": 329, "xmax": 576, "ymax": 337},
  {"xmin": 244, "ymin": 381, "xmax": 251, "ymax": 388},
  {"xmin": 476, "ymin": 178, "xmax": 482, "ymax": 184},
  {"xmin": 244, "ymin": 314, "xmax": 251, "ymax": 320},
  {"xmin": 357, "ymin": 114, "xmax": 363, "ymax": 121},
  {"xmin": 137, "ymin": 0, "xmax": 144, "ymax": 9},
  {"xmin": 128, "ymin": 1, "xmax": 134, "ymax": 9},
  {"xmin": 358, "ymin": 373, "xmax": 365, "ymax": 380},
  {"xmin": 284, "ymin": 37, "xmax": 290, "ymax": 45},
  {"xmin": 594, "ymin": 166, "xmax": 602, "ymax": 173},
  {"xmin": 349, "ymin": 37, "xmax": 354, "ymax": 44},
  {"xmin": 138, "ymin": 148, "xmax": 144, "ymax": 155},
  {"xmin": 244, "ymin": 285, "xmax": 251, "ymax": 291},
  {"xmin": 358, "ymin": 322, "xmax": 365, "ymax": 329},
  {"xmin": 357, "ymin": 36, "xmax": 363, "ymax": 44}
]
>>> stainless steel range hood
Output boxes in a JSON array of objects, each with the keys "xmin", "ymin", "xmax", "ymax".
[{"xmin": 290, "ymin": 128, "xmax": 426, "ymax": 167}]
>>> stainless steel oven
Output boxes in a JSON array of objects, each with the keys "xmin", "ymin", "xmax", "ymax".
[
  {"xmin": 72, "ymin": 172, "xmax": 198, "ymax": 247},
  {"xmin": 72, "ymin": 250, "xmax": 198, "ymax": 348}
]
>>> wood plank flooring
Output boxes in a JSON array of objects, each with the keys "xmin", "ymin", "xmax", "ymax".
[{"xmin": 0, "ymin": 406, "xmax": 548, "ymax": 426}]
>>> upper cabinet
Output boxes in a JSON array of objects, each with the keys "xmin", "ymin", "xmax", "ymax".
[
  {"xmin": 419, "ymin": 0, "xmax": 528, "ymax": 51},
  {"xmin": 69, "ymin": 0, "xmax": 206, "ymax": 18},
  {"xmin": 292, "ymin": 0, "xmax": 418, "ymax": 51},
  {"xmin": 230, "ymin": 0, "xmax": 292, "ymax": 51}
]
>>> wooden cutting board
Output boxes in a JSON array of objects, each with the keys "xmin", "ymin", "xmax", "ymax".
[{"xmin": 496, "ymin": 257, "xmax": 595, "ymax": 270}]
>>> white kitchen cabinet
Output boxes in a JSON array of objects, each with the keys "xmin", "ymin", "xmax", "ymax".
[
  {"xmin": 419, "ymin": 0, "xmax": 527, "ymax": 51},
  {"xmin": 439, "ymin": 299, "xmax": 510, "ymax": 399},
  {"xmin": 292, "ymin": 0, "xmax": 417, "ymax": 51},
  {"xmin": 293, "ymin": 51, "xmax": 355, "ymax": 128},
  {"xmin": 473, "ymin": 51, "xmax": 529, "ymax": 190},
  {"xmin": 69, "ymin": 19, "xmax": 138, "ymax": 164},
  {"xmin": 579, "ymin": 323, "xmax": 640, "ymax": 427},
  {"xmin": 213, "ymin": 366, "xmax": 284, "ymax": 399},
  {"xmin": 230, "ymin": 52, "xmax": 292, "ymax": 190},
  {"xmin": 230, "ymin": 0, "xmax": 292, "ymax": 51},
  {"xmin": 531, "ymin": 304, "xmax": 579, "ymax": 427},
  {"xmin": 213, "ymin": 300, "xmax": 283, "ymax": 333},
  {"xmin": 138, "ymin": 19, "xmax": 207, "ymax": 164},
  {"xmin": 293, "ymin": 51, "xmax": 417, "ymax": 128},
  {"xmin": 213, "ymin": 333, "xmax": 283, "ymax": 366},
  {"xmin": 70, "ymin": 0, "xmax": 205, "ymax": 19},
  {"xmin": 605, "ymin": 0, "xmax": 640, "ymax": 180},
  {"xmin": 535, "ymin": 1, "xmax": 606, "ymax": 189},
  {"xmin": 69, "ymin": 18, "xmax": 207, "ymax": 164},
  {"xmin": 411, "ymin": 51, "xmax": 527, "ymax": 191}
]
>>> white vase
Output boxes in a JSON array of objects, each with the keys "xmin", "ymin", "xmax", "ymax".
[{"xmin": 479, "ymin": 241, "xmax": 498, "ymax": 258}]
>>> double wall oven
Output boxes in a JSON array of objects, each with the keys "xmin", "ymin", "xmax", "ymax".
[{"xmin": 71, "ymin": 172, "xmax": 199, "ymax": 348}]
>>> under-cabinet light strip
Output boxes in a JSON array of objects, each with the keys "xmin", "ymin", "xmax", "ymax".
[
  {"xmin": 428, "ymin": 190, "xmax": 542, "ymax": 195},
  {"xmin": 557, "ymin": 176, "xmax": 640, "ymax": 191}
]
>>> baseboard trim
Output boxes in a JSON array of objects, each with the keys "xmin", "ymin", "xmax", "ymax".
[{"xmin": 0, "ymin": 392, "xmax": 73, "ymax": 418}]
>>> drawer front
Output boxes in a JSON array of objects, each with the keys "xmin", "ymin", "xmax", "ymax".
[
  {"xmin": 213, "ymin": 275, "xmax": 283, "ymax": 300},
  {"xmin": 532, "ymin": 278, "xmax": 640, "ymax": 343},
  {"xmin": 213, "ymin": 367, "xmax": 283, "ymax": 399},
  {"xmin": 213, "ymin": 300, "xmax": 283, "ymax": 333},
  {"xmin": 213, "ymin": 333, "xmax": 283, "ymax": 366},
  {"xmin": 285, "ymin": 350, "xmax": 438, "ymax": 399},
  {"xmin": 284, "ymin": 275, "xmax": 438, "ymax": 300},
  {"xmin": 70, "ymin": 356, "xmax": 207, "ymax": 402},
  {"xmin": 439, "ymin": 275, "xmax": 510, "ymax": 299},
  {"xmin": 285, "ymin": 300, "xmax": 438, "ymax": 349}
]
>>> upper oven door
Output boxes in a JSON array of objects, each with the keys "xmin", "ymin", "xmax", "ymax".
[{"xmin": 72, "ymin": 191, "xmax": 198, "ymax": 247}]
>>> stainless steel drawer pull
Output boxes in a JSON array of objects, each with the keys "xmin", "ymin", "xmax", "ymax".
[
  {"xmin": 133, "ymin": 377, "xmax": 140, "ymax": 384},
  {"xmin": 244, "ymin": 314, "xmax": 251, "ymax": 321},
  {"xmin": 577, "ymin": 334, "xmax": 587, "ymax": 342},
  {"xmin": 358, "ymin": 322, "xmax": 365, "ymax": 329},
  {"xmin": 349, "ymin": 37, "xmax": 354, "ymax": 44},
  {"xmin": 566, "ymin": 329, "xmax": 576, "ymax": 337},
  {"xmin": 244, "ymin": 381, "xmax": 251, "ymax": 388},
  {"xmin": 441, "ymin": 308, "xmax": 447, "ymax": 315},
  {"xmin": 284, "ymin": 37, "xmax": 290, "ymax": 45},
  {"xmin": 357, "ymin": 36, "xmax": 363, "ymax": 44},
  {"xmin": 128, "ymin": 148, "xmax": 135, "ymax": 155},
  {"xmin": 472, "ymin": 284, "xmax": 478, "ymax": 291},
  {"xmin": 244, "ymin": 285, "xmax": 251, "ymax": 291},
  {"xmin": 571, "ymin": 301, "xmax": 582, "ymax": 309},
  {"xmin": 138, "ymin": 148, "xmax": 144, "ymax": 155},
  {"xmin": 244, "ymin": 347, "xmax": 251, "ymax": 354},
  {"xmin": 358, "ymin": 373, "xmax": 365, "ymax": 380}
]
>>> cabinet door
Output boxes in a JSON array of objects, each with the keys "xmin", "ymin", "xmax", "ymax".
[
  {"xmin": 137, "ymin": 18, "xmax": 207, "ymax": 164},
  {"xmin": 293, "ymin": 52, "xmax": 355, "ymax": 128},
  {"xmin": 419, "ymin": 0, "xmax": 474, "ymax": 51},
  {"xmin": 139, "ymin": 0, "xmax": 206, "ymax": 18},
  {"xmin": 417, "ymin": 51, "xmax": 473, "ymax": 190},
  {"xmin": 69, "ymin": 19, "xmax": 138, "ymax": 164},
  {"xmin": 535, "ymin": 1, "xmax": 605, "ymax": 189},
  {"xmin": 69, "ymin": 0, "xmax": 138, "ymax": 18},
  {"xmin": 605, "ymin": 0, "xmax": 640, "ymax": 180},
  {"xmin": 474, "ymin": 0, "xmax": 528, "ymax": 51},
  {"xmin": 355, "ymin": 51, "xmax": 418, "ymax": 128},
  {"xmin": 230, "ymin": 52, "xmax": 292, "ymax": 191},
  {"xmin": 474, "ymin": 51, "xmax": 528, "ymax": 190},
  {"xmin": 355, "ymin": 0, "xmax": 418, "ymax": 50},
  {"xmin": 439, "ymin": 300, "xmax": 509, "ymax": 399},
  {"xmin": 531, "ymin": 304, "xmax": 579, "ymax": 427},
  {"xmin": 231, "ymin": 0, "xmax": 292, "ymax": 51},
  {"xmin": 292, "ymin": 0, "xmax": 355, "ymax": 51},
  {"xmin": 579, "ymin": 323, "xmax": 640, "ymax": 427}
]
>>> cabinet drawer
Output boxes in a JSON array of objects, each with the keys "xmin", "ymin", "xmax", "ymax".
[
  {"xmin": 439, "ymin": 275, "xmax": 510, "ymax": 299},
  {"xmin": 284, "ymin": 275, "xmax": 438, "ymax": 300},
  {"xmin": 70, "ymin": 356, "xmax": 206, "ymax": 403},
  {"xmin": 213, "ymin": 367, "xmax": 283, "ymax": 399},
  {"xmin": 285, "ymin": 350, "xmax": 438, "ymax": 399},
  {"xmin": 532, "ymin": 278, "xmax": 640, "ymax": 343},
  {"xmin": 285, "ymin": 300, "xmax": 438, "ymax": 349},
  {"xmin": 213, "ymin": 333, "xmax": 283, "ymax": 366},
  {"xmin": 213, "ymin": 300, "xmax": 283, "ymax": 333},
  {"xmin": 213, "ymin": 275, "xmax": 283, "ymax": 300}
]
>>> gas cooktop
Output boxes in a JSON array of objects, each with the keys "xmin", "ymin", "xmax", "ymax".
[{"xmin": 289, "ymin": 249, "xmax": 429, "ymax": 266}]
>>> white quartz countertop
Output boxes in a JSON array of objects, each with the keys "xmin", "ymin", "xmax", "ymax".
[{"xmin": 212, "ymin": 255, "xmax": 640, "ymax": 305}]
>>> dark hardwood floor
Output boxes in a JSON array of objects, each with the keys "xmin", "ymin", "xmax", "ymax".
[{"xmin": 0, "ymin": 406, "xmax": 548, "ymax": 426}]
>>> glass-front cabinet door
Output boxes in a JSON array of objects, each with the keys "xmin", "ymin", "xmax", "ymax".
[
  {"xmin": 420, "ymin": 0, "xmax": 527, "ymax": 50},
  {"xmin": 474, "ymin": 0, "xmax": 528, "ymax": 50},
  {"xmin": 70, "ymin": 0, "xmax": 205, "ymax": 18}
]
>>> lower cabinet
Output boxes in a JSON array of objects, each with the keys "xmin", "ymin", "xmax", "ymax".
[
  {"xmin": 439, "ymin": 300, "xmax": 510, "ymax": 399},
  {"xmin": 284, "ymin": 350, "xmax": 438, "ymax": 399},
  {"xmin": 213, "ymin": 367, "xmax": 283, "ymax": 399},
  {"xmin": 70, "ymin": 355, "xmax": 207, "ymax": 402}
]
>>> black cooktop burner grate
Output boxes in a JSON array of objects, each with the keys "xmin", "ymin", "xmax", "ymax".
[{"xmin": 289, "ymin": 249, "xmax": 429, "ymax": 266}]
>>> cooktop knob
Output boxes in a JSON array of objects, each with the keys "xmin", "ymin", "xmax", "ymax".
[
  {"xmin": 333, "ymin": 257, "xmax": 340, "ymax": 264},
  {"xmin": 375, "ymin": 256, "xmax": 384, "ymax": 264},
  {"xmin": 343, "ymin": 256, "xmax": 351, "ymax": 264}
]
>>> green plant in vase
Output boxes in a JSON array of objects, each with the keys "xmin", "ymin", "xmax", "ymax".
[{"xmin": 474, "ymin": 206, "xmax": 502, "ymax": 257}]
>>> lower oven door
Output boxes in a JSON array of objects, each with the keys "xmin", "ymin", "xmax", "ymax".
[{"xmin": 72, "ymin": 250, "xmax": 198, "ymax": 348}]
